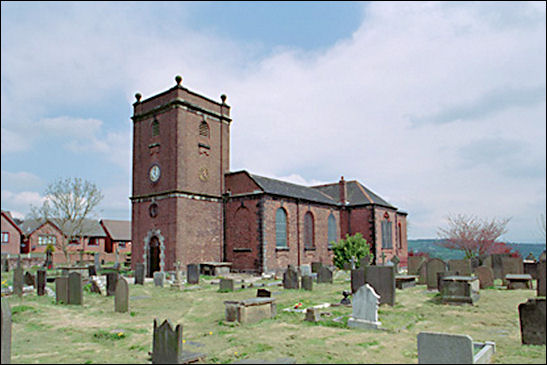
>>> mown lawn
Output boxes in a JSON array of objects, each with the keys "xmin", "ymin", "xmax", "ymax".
[{"xmin": 1, "ymin": 270, "xmax": 545, "ymax": 364}]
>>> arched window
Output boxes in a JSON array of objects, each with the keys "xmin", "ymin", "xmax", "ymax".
[
  {"xmin": 199, "ymin": 121, "xmax": 210, "ymax": 138},
  {"xmin": 152, "ymin": 119, "xmax": 159, "ymax": 136},
  {"xmin": 304, "ymin": 211, "xmax": 314, "ymax": 248},
  {"xmin": 381, "ymin": 218, "xmax": 393, "ymax": 249},
  {"xmin": 275, "ymin": 208, "xmax": 288, "ymax": 248},
  {"xmin": 328, "ymin": 213, "xmax": 337, "ymax": 248}
]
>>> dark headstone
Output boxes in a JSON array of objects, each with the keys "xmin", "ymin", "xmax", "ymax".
[
  {"xmin": 359, "ymin": 255, "xmax": 371, "ymax": 268},
  {"xmin": 68, "ymin": 272, "xmax": 83, "ymax": 305},
  {"xmin": 219, "ymin": 278, "xmax": 234, "ymax": 292},
  {"xmin": 89, "ymin": 280, "xmax": 102, "ymax": 295},
  {"xmin": 301, "ymin": 276, "xmax": 313, "ymax": 291},
  {"xmin": 351, "ymin": 268, "xmax": 366, "ymax": 294},
  {"xmin": 437, "ymin": 271, "xmax": 459, "ymax": 292},
  {"xmin": 256, "ymin": 289, "xmax": 271, "ymax": 298},
  {"xmin": 36, "ymin": 269, "xmax": 46, "ymax": 296},
  {"xmin": 408, "ymin": 256, "xmax": 426, "ymax": 276},
  {"xmin": 24, "ymin": 271, "xmax": 35, "ymax": 287},
  {"xmin": 12, "ymin": 260, "xmax": 23, "ymax": 298},
  {"xmin": 154, "ymin": 272, "xmax": 166, "ymax": 287},
  {"xmin": 317, "ymin": 266, "xmax": 333, "ymax": 284},
  {"xmin": 311, "ymin": 262, "xmax": 323, "ymax": 273},
  {"xmin": 106, "ymin": 272, "xmax": 119, "ymax": 296},
  {"xmin": 55, "ymin": 276, "xmax": 69, "ymax": 304},
  {"xmin": 2, "ymin": 258, "xmax": 9, "ymax": 272},
  {"xmin": 135, "ymin": 263, "xmax": 145, "ymax": 285},
  {"xmin": 187, "ymin": 264, "xmax": 199, "ymax": 284},
  {"xmin": 417, "ymin": 261, "xmax": 428, "ymax": 285},
  {"xmin": 365, "ymin": 265, "xmax": 396, "ymax": 306},
  {"xmin": 474, "ymin": 266, "xmax": 494, "ymax": 289},
  {"xmin": 88, "ymin": 265, "xmax": 97, "ymax": 277},
  {"xmin": 283, "ymin": 266, "xmax": 300, "ymax": 289},
  {"xmin": 523, "ymin": 260, "xmax": 538, "ymax": 280},
  {"xmin": 340, "ymin": 290, "xmax": 351, "ymax": 305},
  {"xmin": 1, "ymin": 297, "xmax": 12, "ymax": 364},
  {"xmin": 447, "ymin": 259, "xmax": 472, "ymax": 276},
  {"xmin": 490, "ymin": 253, "xmax": 511, "ymax": 279},
  {"xmin": 470, "ymin": 256, "xmax": 480, "ymax": 270},
  {"xmin": 305, "ymin": 308, "xmax": 320, "ymax": 322},
  {"xmin": 501, "ymin": 257, "xmax": 524, "ymax": 283},
  {"xmin": 537, "ymin": 260, "xmax": 546, "ymax": 297},
  {"xmin": 152, "ymin": 319, "xmax": 182, "ymax": 364},
  {"xmin": 425, "ymin": 258, "xmax": 447, "ymax": 290},
  {"xmin": 519, "ymin": 298, "xmax": 546, "ymax": 345},
  {"xmin": 115, "ymin": 277, "xmax": 129, "ymax": 313}
]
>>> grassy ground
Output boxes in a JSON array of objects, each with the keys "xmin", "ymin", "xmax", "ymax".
[{"xmin": 1, "ymin": 270, "xmax": 545, "ymax": 364}]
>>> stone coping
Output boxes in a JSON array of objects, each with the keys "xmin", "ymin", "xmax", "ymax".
[
  {"xmin": 200, "ymin": 262, "xmax": 232, "ymax": 266},
  {"xmin": 224, "ymin": 297, "xmax": 276, "ymax": 307},
  {"xmin": 441, "ymin": 275, "xmax": 477, "ymax": 281},
  {"xmin": 396, "ymin": 275, "xmax": 418, "ymax": 280},
  {"xmin": 505, "ymin": 274, "xmax": 533, "ymax": 280}
]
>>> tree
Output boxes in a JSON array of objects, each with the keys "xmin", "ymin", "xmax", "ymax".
[
  {"xmin": 436, "ymin": 213, "xmax": 514, "ymax": 259},
  {"xmin": 29, "ymin": 177, "xmax": 104, "ymax": 263},
  {"xmin": 539, "ymin": 213, "xmax": 546, "ymax": 241},
  {"xmin": 331, "ymin": 233, "xmax": 373, "ymax": 270}
]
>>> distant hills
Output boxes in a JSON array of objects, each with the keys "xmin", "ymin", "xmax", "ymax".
[{"xmin": 408, "ymin": 239, "xmax": 546, "ymax": 261}]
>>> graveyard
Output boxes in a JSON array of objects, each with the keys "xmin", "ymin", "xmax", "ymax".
[{"xmin": 1, "ymin": 263, "xmax": 545, "ymax": 364}]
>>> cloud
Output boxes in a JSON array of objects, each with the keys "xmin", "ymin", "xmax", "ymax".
[
  {"xmin": 1, "ymin": 190, "xmax": 46, "ymax": 216},
  {"xmin": 1, "ymin": 170, "xmax": 42, "ymax": 191}
]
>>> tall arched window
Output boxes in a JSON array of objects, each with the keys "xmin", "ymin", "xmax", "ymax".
[
  {"xmin": 328, "ymin": 213, "xmax": 337, "ymax": 248},
  {"xmin": 199, "ymin": 121, "xmax": 210, "ymax": 138},
  {"xmin": 382, "ymin": 219, "xmax": 393, "ymax": 249},
  {"xmin": 152, "ymin": 119, "xmax": 159, "ymax": 136},
  {"xmin": 275, "ymin": 208, "xmax": 288, "ymax": 248},
  {"xmin": 304, "ymin": 211, "xmax": 314, "ymax": 248}
]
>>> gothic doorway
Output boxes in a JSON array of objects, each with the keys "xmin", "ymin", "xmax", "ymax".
[{"xmin": 148, "ymin": 236, "xmax": 160, "ymax": 277}]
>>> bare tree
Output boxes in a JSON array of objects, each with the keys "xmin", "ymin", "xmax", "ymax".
[
  {"xmin": 437, "ymin": 213, "xmax": 512, "ymax": 259},
  {"xmin": 29, "ymin": 177, "xmax": 104, "ymax": 263},
  {"xmin": 539, "ymin": 213, "xmax": 546, "ymax": 241}
]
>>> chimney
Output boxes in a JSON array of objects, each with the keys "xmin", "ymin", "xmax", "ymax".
[{"xmin": 339, "ymin": 176, "xmax": 347, "ymax": 204}]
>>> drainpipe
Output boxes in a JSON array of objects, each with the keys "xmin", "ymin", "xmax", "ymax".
[
  {"xmin": 296, "ymin": 199, "xmax": 301, "ymax": 267},
  {"xmin": 371, "ymin": 205, "xmax": 376, "ymax": 265},
  {"xmin": 219, "ymin": 95, "xmax": 226, "ymax": 262}
]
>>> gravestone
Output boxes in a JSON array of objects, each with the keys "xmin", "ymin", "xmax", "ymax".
[
  {"xmin": 305, "ymin": 307, "xmax": 320, "ymax": 322},
  {"xmin": 417, "ymin": 261, "xmax": 428, "ymax": 285},
  {"xmin": 171, "ymin": 261, "xmax": 183, "ymax": 289},
  {"xmin": 88, "ymin": 264, "xmax": 97, "ymax": 277},
  {"xmin": 256, "ymin": 288, "xmax": 271, "ymax": 298},
  {"xmin": 317, "ymin": 266, "xmax": 333, "ymax": 284},
  {"xmin": 13, "ymin": 260, "xmax": 23, "ymax": 298},
  {"xmin": 426, "ymin": 258, "xmax": 447, "ymax": 290},
  {"xmin": 474, "ymin": 266, "xmax": 494, "ymax": 289},
  {"xmin": 417, "ymin": 331, "xmax": 496, "ymax": 364},
  {"xmin": 154, "ymin": 271, "xmax": 166, "ymax": 287},
  {"xmin": 55, "ymin": 276, "xmax": 69, "ymax": 304},
  {"xmin": 470, "ymin": 256, "xmax": 480, "ymax": 271},
  {"xmin": 24, "ymin": 271, "xmax": 35, "ymax": 287},
  {"xmin": 90, "ymin": 280, "xmax": 102, "ymax": 295},
  {"xmin": 152, "ymin": 319, "xmax": 204, "ymax": 364},
  {"xmin": 437, "ymin": 271, "xmax": 459, "ymax": 292},
  {"xmin": 518, "ymin": 298, "xmax": 546, "ymax": 345},
  {"xmin": 106, "ymin": 272, "xmax": 119, "ymax": 296},
  {"xmin": 299, "ymin": 265, "xmax": 311, "ymax": 277},
  {"xmin": 391, "ymin": 255, "xmax": 400, "ymax": 273},
  {"xmin": 135, "ymin": 263, "xmax": 145, "ymax": 285},
  {"xmin": 440, "ymin": 276, "xmax": 480, "ymax": 305},
  {"xmin": 311, "ymin": 262, "xmax": 322, "ymax": 273},
  {"xmin": 219, "ymin": 278, "xmax": 234, "ymax": 292},
  {"xmin": 94, "ymin": 252, "xmax": 101, "ymax": 273},
  {"xmin": 408, "ymin": 256, "xmax": 426, "ymax": 276},
  {"xmin": 365, "ymin": 265, "xmax": 396, "ymax": 306},
  {"xmin": 1, "ymin": 297, "xmax": 12, "ymax": 364},
  {"xmin": 505, "ymin": 274, "xmax": 533, "ymax": 289},
  {"xmin": 2, "ymin": 257, "xmax": 9, "ymax": 272},
  {"xmin": 448, "ymin": 259, "xmax": 472, "ymax": 276},
  {"xmin": 187, "ymin": 264, "xmax": 199, "ymax": 284},
  {"xmin": 537, "ymin": 260, "xmax": 546, "ymax": 297},
  {"xmin": 359, "ymin": 255, "xmax": 371, "ymax": 268},
  {"xmin": 347, "ymin": 284, "xmax": 381, "ymax": 330},
  {"xmin": 115, "ymin": 277, "xmax": 129, "ymax": 313},
  {"xmin": 351, "ymin": 268, "xmax": 366, "ymax": 294},
  {"xmin": 523, "ymin": 260, "xmax": 537, "ymax": 280},
  {"xmin": 301, "ymin": 275, "xmax": 313, "ymax": 291},
  {"xmin": 36, "ymin": 269, "xmax": 46, "ymax": 296},
  {"xmin": 501, "ymin": 256, "xmax": 524, "ymax": 283},
  {"xmin": 395, "ymin": 275, "xmax": 417, "ymax": 289},
  {"xmin": 283, "ymin": 266, "xmax": 299, "ymax": 289},
  {"xmin": 68, "ymin": 272, "xmax": 83, "ymax": 305},
  {"xmin": 224, "ymin": 298, "xmax": 277, "ymax": 324},
  {"xmin": 490, "ymin": 253, "xmax": 510, "ymax": 279}
]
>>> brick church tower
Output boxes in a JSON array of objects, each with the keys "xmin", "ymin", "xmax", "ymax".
[{"xmin": 130, "ymin": 76, "xmax": 231, "ymax": 276}]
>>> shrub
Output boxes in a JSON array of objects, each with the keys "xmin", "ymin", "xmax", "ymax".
[{"xmin": 331, "ymin": 233, "xmax": 373, "ymax": 269}]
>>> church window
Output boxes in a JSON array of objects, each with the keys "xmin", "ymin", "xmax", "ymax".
[
  {"xmin": 152, "ymin": 119, "xmax": 159, "ymax": 136},
  {"xmin": 304, "ymin": 211, "xmax": 315, "ymax": 249},
  {"xmin": 275, "ymin": 208, "xmax": 288, "ymax": 248},
  {"xmin": 381, "ymin": 219, "xmax": 393, "ymax": 249},
  {"xmin": 397, "ymin": 223, "xmax": 402, "ymax": 249},
  {"xmin": 199, "ymin": 121, "xmax": 210, "ymax": 138},
  {"xmin": 327, "ymin": 213, "xmax": 337, "ymax": 248}
]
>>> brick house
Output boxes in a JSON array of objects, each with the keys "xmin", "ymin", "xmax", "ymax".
[
  {"xmin": 100, "ymin": 219, "xmax": 131, "ymax": 255},
  {"xmin": 130, "ymin": 77, "xmax": 408, "ymax": 276},
  {"xmin": 1, "ymin": 210, "xmax": 23, "ymax": 255}
]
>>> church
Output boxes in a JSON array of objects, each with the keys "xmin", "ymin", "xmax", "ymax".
[{"xmin": 130, "ymin": 76, "xmax": 408, "ymax": 276}]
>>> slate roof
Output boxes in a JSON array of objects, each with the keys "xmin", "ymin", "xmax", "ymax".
[
  {"xmin": 101, "ymin": 219, "xmax": 131, "ymax": 241},
  {"xmin": 312, "ymin": 181, "xmax": 395, "ymax": 208},
  {"xmin": 1, "ymin": 210, "xmax": 23, "ymax": 234},
  {"xmin": 19, "ymin": 218, "xmax": 106, "ymax": 237}
]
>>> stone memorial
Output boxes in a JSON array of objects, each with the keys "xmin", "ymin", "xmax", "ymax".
[
  {"xmin": 305, "ymin": 307, "xmax": 320, "ymax": 322},
  {"xmin": 1, "ymin": 297, "xmax": 12, "ymax": 364},
  {"xmin": 301, "ymin": 275, "xmax": 313, "ymax": 291},
  {"xmin": 391, "ymin": 255, "xmax": 400, "ymax": 273},
  {"xmin": 154, "ymin": 271, "xmax": 166, "ymax": 287},
  {"xmin": 68, "ymin": 272, "xmax": 83, "ymax": 305},
  {"xmin": 187, "ymin": 264, "xmax": 199, "ymax": 284},
  {"xmin": 224, "ymin": 297, "xmax": 277, "ymax": 324},
  {"xmin": 115, "ymin": 277, "xmax": 129, "ymax": 313},
  {"xmin": 106, "ymin": 272, "xmax": 119, "ymax": 296},
  {"xmin": 395, "ymin": 275, "xmax": 417, "ymax": 289},
  {"xmin": 518, "ymin": 298, "xmax": 546, "ymax": 345},
  {"xmin": 24, "ymin": 271, "xmax": 35, "ymax": 287},
  {"xmin": 440, "ymin": 276, "xmax": 480, "ymax": 305},
  {"xmin": 299, "ymin": 265, "xmax": 312, "ymax": 277},
  {"xmin": 417, "ymin": 331, "xmax": 496, "ymax": 364},
  {"xmin": 426, "ymin": 258, "xmax": 447, "ymax": 290},
  {"xmin": 474, "ymin": 266, "xmax": 494, "ymax": 289},
  {"xmin": 347, "ymin": 284, "xmax": 381, "ymax": 330},
  {"xmin": 351, "ymin": 268, "xmax": 366, "ymax": 294},
  {"xmin": 55, "ymin": 276, "xmax": 69, "ymax": 304},
  {"xmin": 408, "ymin": 256, "xmax": 426, "ymax": 276},
  {"xmin": 311, "ymin": 262, "xmax": 322, "ymax": 273},
  {"xmin": 2, "ymin": 257, "xmax": 9, "ymax": 272},
  {"xmin": 36, "ymin": 269, "xmax": 46, "ymax": 296},
  {"xmin": 417, "ymin": 261, "xmax": 428, "ymax": 285},
  {"xmin": 437, "ymin": 271, "xmax": 459, "ymax": 292},
  {"xmin": 219, "ymin": 278, "xmax": 234, "ymax": 292},
  {"xmin": 448, "ymin": 259, "xmax": 472, "ymax": 276},
  {"xmin": 317, "ymin": 266, "xmax": 333, "ymax": 284},
  {"xmin": 152, "ymin": 319, "xmax": 205, "ymax": 364},
  {"xmin": 359, "ymin": 255, "xmax": 371, "ymax": 268},
  {"xmin": 283, "ymin": 266, "xmax": 299, "ymax": 289},
  {"xmin": 365, "ymin": 265, "xmax": 395, "ymax": 306},
  {"xmin": 501, "ymin": 256, "xmax": 524, "ymax": 284},
  {"xmin": 135, "ymin": 263, "xmax": 145, "ymax": 285},
  {"xmin": 523, "ymin": 260, "xmax": 538, "ymax": 280},
  {"xmin": 505, "ymin": 274, "xmax": 533, "ymax": 290},
  {"xmin": 256, "ymin": 288, "xmax": 271, "ymax": 298},
  {"xmin": 340, "ymin": 290, "xmax": 351, "ymax": 305},
  {"xmin": 13, "ymin": 260, "xmax": 23, "ymax": 298},
  {"xmin": 537, "ymin": 260, "xmax": 546, "ymax": 297},
  {"xmin": 171, "ymin": 261, "xmax": 183, "ymax": 289}
]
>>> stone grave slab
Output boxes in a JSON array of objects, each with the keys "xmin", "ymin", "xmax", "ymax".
[
  {"xmin": 395, "ymin": 275, "xmax": 417, "ymax": 289},
  {"xmin": 440, "ymin": 276, "xmax": 480, "ymax": 305},
  {"xmin": 256, "ymin": 289, "xmax": 271, "ymax": 298},
  {"xmin": 505, "ymin": 274, "xmax": 533, "ymax": 290},
  {"xmin": 224, "ymin": 297, "xmax": 276, "ymax": 324},
  {"xmin": 417, "ymin": 331, "xmax": 495, "ymax": 364},
  {"xmin": 283, "ymin": 266, "xmax": 299, "ymax": 289},
  {"xmin": 154, "ymin": 272, "xmax": 166, "ymax": 287},
  {"xmin": 437, "ymin": 271, "xmax": 459, "ymax": 292},
  {"xmin": 501, "ymin": 256, "xmax": 523, "ymax": 284}
]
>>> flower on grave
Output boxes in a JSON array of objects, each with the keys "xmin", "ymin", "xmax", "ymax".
[
  {"xmin": 182, "ymin": 339, "xmax": 186, "ymax": 344},
  {"xmin": 234, "ymin": 352, "xmax": 238, "ymax": 356},
  {"xmin": 117, "ymin": 332, "xmax": 124, "ymax": 337},
  {"xmin": 209, "ymin": 331, "xmax": 213, "ymax": 335},
  {"xmin": 294, "ymin": 302, "xmax": 303, "ymax": 309}
]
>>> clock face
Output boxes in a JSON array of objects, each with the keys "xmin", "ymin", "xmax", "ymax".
[{"xmin": 149, "ymin": 164, "xmax": 161, "ymax": 182}]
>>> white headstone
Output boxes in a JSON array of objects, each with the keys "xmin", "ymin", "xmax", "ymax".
[{"xmin": 348, "ymin": 283, "xmax": 381, "ymax": 330}]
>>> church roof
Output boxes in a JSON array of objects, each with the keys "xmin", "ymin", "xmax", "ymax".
[{"xmin": 312, "ymin": 181, "xmax": 395, "ymax": 208}]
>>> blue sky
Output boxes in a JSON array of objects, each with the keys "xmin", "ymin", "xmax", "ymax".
[{"xmin": 1, "ymin": 2, "xmax": 546, "ymax": 243}]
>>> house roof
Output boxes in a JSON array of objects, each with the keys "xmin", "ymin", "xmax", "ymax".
[
  {"xmin": 100, "ymin": 219, "xmax": 131, "ymax": 241},
  {"xmin": 19, "ymin": 218, "xmax": 106, "ymax": 237},
  {"xmin": 312, "ymin": 181, "xmax": 395, "ymax": 208},
  {"xmin": 1, "ymin": 210, "xmax": 23, "ymax": 234}
]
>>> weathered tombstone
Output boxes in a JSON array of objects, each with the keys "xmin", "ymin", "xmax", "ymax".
[
  {"xmin": 135, "ymin": 263, "xmax": 145, "ymax": 285},
  {"xmin": 1, "ymin": 297, "xmax": 12, "ymax": 364},
  {"xmin": 68, "ymin": 272, "xmax": 83, "ymax": 305},
  {"xmin": 283, "ymin": 266, "xmax": 300, "ymax": 289},
  {"xmin": 351, "ymin": 268, "xmax": 366, "ymax": 294},
  {"xmin": 317, "ymin": 266, "xmax": 333, "ymax": 284},
  {"xmin": 88, "ymin": 264, "xmax": 97, "ymax": 277},
  {"xmin": 219, "ymin": 278, "xmax": 234, "ymax": 292},
  {"xmin": 305, "ymin": 307, "xmax": 320, "ymax": 322},
  {"xmin": 152, "ymin": 319, "xmax": 204, "ymax": 364},
  {"xmin": 523, "ymin": 260, "xmax": 538, "ymax": 280},
  {"xmin": 408, "ymin": 256, "xmax": 426, "ymax": 276},
  {"xmin": 518, "ymin": 298, "xmax": 546, "ymax": 345},
  {"xmin": 13, "ymin": 259, "xmax": 23, "ymax": 298},
  {"xmin": 501, "ymin": 256, "xmax": 524, "ymax": 283},
  {"xmin": 537, "ymin": 260, "xmax": 546, "ymax": 297},
  {"xmin": 417, "ymin": 331, "xmax": 496, "ymax": 364},
  {"xmin": 154, "ymin": 271, "xmax": 166, "ymax": 288},
  {"xmin": 311, "ymin": 262, "xmax": 322, "ymax": 273},
  {"xmin": 171, "ymin": 261, "xmax": 183, "ymax": 289},
  {"xmin": 301, "ymin": 275, "xmax": 313, "ymax": 291},
  {"xmin": 474, "ymin": 266, "xmax": 494, "ymax": 289},
  {"xmin": 426, "ymin": 258, "xmax": 447, "ymax": 290},
  {"xmin": 55, "ymin": 276, "xmax": 69, "ymax": 304},
  {"xmin": 448, "ymin": 259, "xmax": 472, "ymax": 276},
  {"xmin": 24, "ymin": 271, "xmax": 35, "ymax": 287},
  {"xmin": 395, "ymin": 275, "xmax": 417, "ymax": 289},
  {"xmin": 187, "ymin": 264, "xmax": 199, "ymax": 284},
  {"xmin": 115, "ymin": 277, "xmax": 129, "ymax": 313},
  {"xmin": 347, "ymin": 284, "xmax": 381, "ymax": 330},
  {"xmin": 94, "ymin": 253, "xmax": 101, "ymax": 273},
  {"xmin": 89, "ymin": 280, "xmax": 102, "ymax": 295},
  {"xmin": 440, "ymin": 276, "xmax": 480, "ymax": 305},
  {"xmin": 365, "ymin": 265, "xmax": 396, "ymax": 306},
  {"xmin": 505, "ymin": 274, "xmax": 533, "ymax": 290},
  {"xmin": 256, "ymin": 288, "xmax": 271, "ymax": 298},
  {"xmin": 299, "ymin": 265, "xmax": 311, "ymax": 277},
  {"xmin": 437, "ymin": 271, "xmax": 459, "ymax": 292},
  {"xmin": 106, "ymin": 272, "xmax": 119, "ymax": 296},
  {"xmin": 490, "ymin": 253, "xmax": 510, "ymax": 279},
  {"xmin": 391, "ymin": 255, "xmax": 400, "ymax": 273},
  {"xmin": 224, "ymin": 298, "xmax": 277, "ymax": 324},
  {"xmin": 36, "ymin": 269, "xmax": 46, "ymax": 296},
  {"xmin": 342, "ymin": 262, "xmax": 352, "ymax": 271},
  {"xmin": 417, "ymin": 261, "xmax": 428, "ymax": 285}
]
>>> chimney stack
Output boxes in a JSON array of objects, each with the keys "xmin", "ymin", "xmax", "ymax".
[{"xmin": 339, "ymin": 176, "xmax": 347, "ymax": 204}]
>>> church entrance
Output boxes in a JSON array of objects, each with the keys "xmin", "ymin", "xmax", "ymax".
[{"xmin": 148, "ymin": 236, "xmax": 160, "ymax": 277}]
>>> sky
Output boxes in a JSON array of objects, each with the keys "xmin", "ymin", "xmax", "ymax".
[{"xmin": 1, "ymin": 1, "xmax": 546, "ymax": 243}]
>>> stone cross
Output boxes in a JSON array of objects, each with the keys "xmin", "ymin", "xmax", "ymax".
[
  {"xmin": 115, "ymin": 277, "xmax": 129, "ymax": 313},
  {"xmin": 171, "ymin": 261, "xmax": 182, "ymax": 289},
  {"xmin": 1, "ymin": 297, "xmax": 12, "ymax": 364}
]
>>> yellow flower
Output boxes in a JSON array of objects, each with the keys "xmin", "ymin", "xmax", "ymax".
[
  {"xmin": 182, "ymin": 339, "xmax": 186, "ymax": 344},
  {"xmin": 209, "ymin": 331, "xmax": 213, "ymax": 335},
  {"xmin": 234, "ymin": 352, "xmax": 238, "ymax": 356},
  {"xmin": 117, "ymin": 332, "xmax": 124, "ymax": 337}
]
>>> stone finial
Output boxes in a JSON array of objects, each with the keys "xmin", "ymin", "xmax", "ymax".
[
  {"xmin": 175, "ymin": 75, "xmax": 182, "ymax": 86},
  {"xmin": 135, "ymin": 93, "xmax": 142, "ymax": 102},
  {"xmin": 220, "ymin": 94, "xmax": 227, "ymax": 104}
]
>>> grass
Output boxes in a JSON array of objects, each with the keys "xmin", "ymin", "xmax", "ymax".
[{"xmin": 1, "ymin": 269, "xmax": 545, "ymax": 364}]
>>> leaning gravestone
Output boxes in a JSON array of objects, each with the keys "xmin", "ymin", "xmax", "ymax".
[
  {"xmin": 36, "ymin": 269, "xmax": 46, "ymax": 296},
  {"xmin": 518, "ymin": 298, "xmax": 546, "ymax": 345},
  {"xmin": 219, "ymin": 278, "xmax": 234, "ymax": 292},
  {"xmin": 152, "ymin": 319, "xmax": 205, "ymax": 364},
  {"xmin": 283, "ymin": 266, "xmax": 299, "ymax": 289},
  {"xmin": 537, "ymin": 260, "xmax": 546, "ymax": 297},
  {"xmin": 351, "ymin": 268, "xmax": 366, "ymax": 294},
  {"xmin": 24, "ymin": 271, "xmax": 35, "ymax": 287},
  {"xmin": 347, "ymin": 284, "xmax": 381, "ymax": 330},
  {"xmin": 317, "ymin": 266, "xmax": 333, "ymax": 284},
  {"xmin": 417, "ymin": 331, "xmax": 496, "ymax": 364},
  {"xmin": 115, "ymin": 277, "xmax": 129, "ymax": 313},
  {"xmin": 68, "ymin": 272, "xmax": 83, "ymax": 305},
  {"xmin": 187, "ymin": 264, "xmax": 199, "ymax": 284},
  {"xmin": 55, "ymin": 276, "xmax": 69, "ymax": 304},
  {"xmin": 13, "ymin": 261, "xmax": 23, "ymax": 298},
  {"xmin": 408, "ymin": 256, "xmax": 426, "ymax": 276},
  {"xmin": 106, "ymin": 272, "xmax": 119, "ymax": 296},
  {"xmin": 135, "ymin": 263, "xmax": 145, "ymax": 285},
  {"xmin": 448, "ymin": 259, "xmax": 472, "ymax": 276},
  {"xmin": 1, "ymin": 297, "xmax": 12, "ymax": 364},
  {"xmin": 301, "ymin": 275, "xmax": 313, "ymax": 291},
  {"xmin": 154, "ymin": 272, "xmax": 166, "ymax": 288},
  {"xmin": 474, "ymin": 266, "xmax": 494, "ymax": 289},
  {"xmin": 365, "ymin": 265, "xmax": 396, "ymax": 306},
  {"xmin": 426, "ymin": 258, "xmax": 447, "ymax": 290}
]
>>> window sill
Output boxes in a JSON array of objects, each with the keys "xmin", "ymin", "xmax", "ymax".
[
  {"xmin": 233, "ymin": 248, "xmax": 252, "ymax": 253},
  {"xmin": 304, "ymin": 247, "xmax": 316, "ymax": 251},
  {"xmin": 275, "ymin": 247, "xmax": 289, "ymax": 252}
]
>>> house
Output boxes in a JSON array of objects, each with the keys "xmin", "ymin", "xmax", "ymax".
[
  {"xmin": 1, "ymin": 210, "xmax": 23, "ymax": 255},
  {"xmin": 100, "ymin": 219, "xmax": 131, "ymax": 255}
]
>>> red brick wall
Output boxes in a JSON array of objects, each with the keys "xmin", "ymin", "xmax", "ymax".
[
  {"xmin": 225, "ymin": 171, "xmax": 261, "ymax": 196},
  {"xmin": 225, "ymin": 197, "xmax": 261, "ymax": 272},
  {"xmin": 1, "ymin": 214, "xmax": 21, "ymax": 254}
]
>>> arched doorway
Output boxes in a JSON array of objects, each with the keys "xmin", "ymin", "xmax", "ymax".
[{"xmin": 148, "ymin": 236, "xmax": 160, "ymax": 277}]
